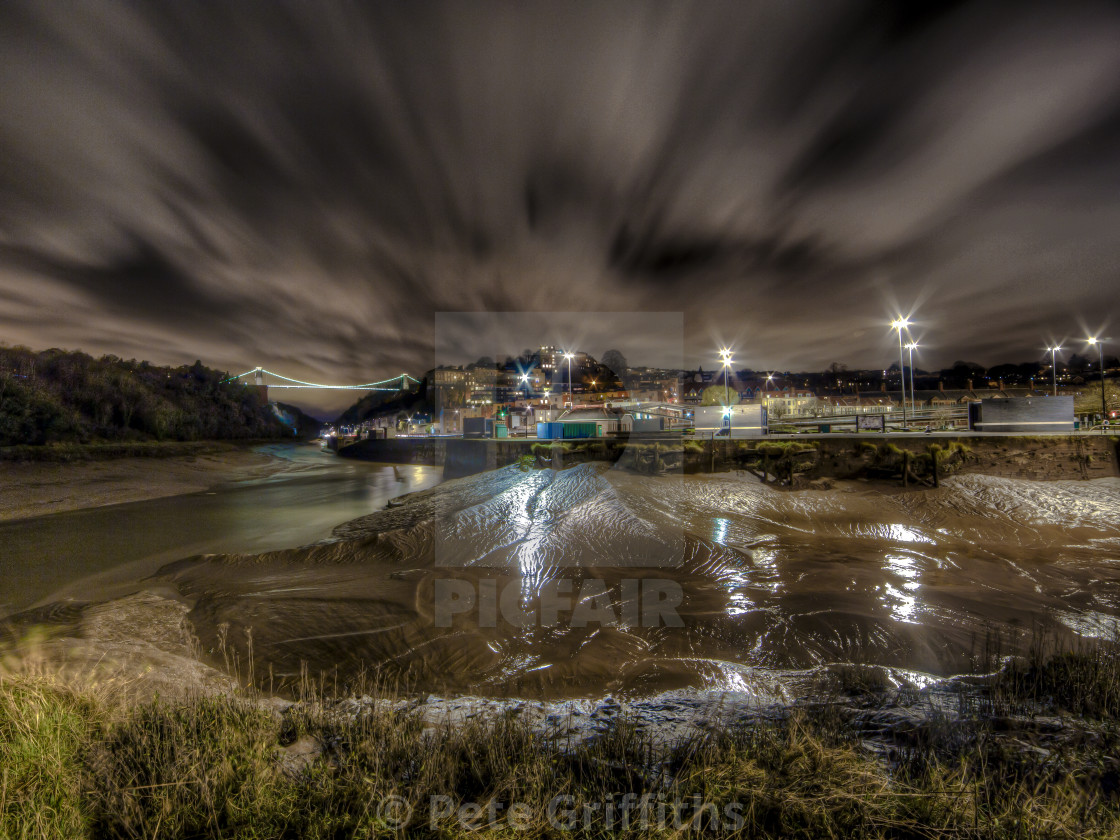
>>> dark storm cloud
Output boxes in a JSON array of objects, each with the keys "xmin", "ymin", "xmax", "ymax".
[{"xmin": 1, "ymin": 0, "xmax": 1119, "ymax": 413}]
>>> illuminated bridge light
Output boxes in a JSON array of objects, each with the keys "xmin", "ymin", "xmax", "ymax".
[{"xmin": 221, "ymin": 368, "xmax": 421, "ymax": 389}]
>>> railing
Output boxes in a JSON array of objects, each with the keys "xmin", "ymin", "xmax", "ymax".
[{"xmin": 770, "ymin": 406, "xmax": 969, "ymax": 431}]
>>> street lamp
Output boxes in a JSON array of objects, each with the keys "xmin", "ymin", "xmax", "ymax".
[
  {"xmin": 904, "ymin": 342, "xmax": 918, "ymax": 417},
  {"xmin": 563, "ymin": 352, "xmax": 574, "ymax": 408},
  {"xmin": 1046, "ymin": 346, "xmax": 1061, "ymax": 398},
  {"xmin": 891, "ymin": 318, "xmax": 911, "ymax": 429},
  {"xmin": 719, "ymin": 348, "xmax": 733, "ymax": 436},
  {"xmin": 1087, "ymin": 337, "xmax": 1108, "ymax": 421}
]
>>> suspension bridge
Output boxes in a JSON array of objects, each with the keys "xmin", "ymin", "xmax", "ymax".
[{"xmin": 223, "ymin": 367, "xmax": 421, "ymax": 391}]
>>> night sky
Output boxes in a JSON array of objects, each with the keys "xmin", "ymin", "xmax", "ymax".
[{"xmin": 2, "ymin": 1, "xmax": 1119, "ymax": 415}]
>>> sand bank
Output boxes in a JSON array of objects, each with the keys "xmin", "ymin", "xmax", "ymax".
[{"xmin": 0, "ymin": 446, "xmax": 285, "ymax": 522}]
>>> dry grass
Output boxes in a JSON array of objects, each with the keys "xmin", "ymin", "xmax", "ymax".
[
  {"xmin": 1, "ymin": 670, "xmax": 1119, "ymax": 838},
  {"xmin": 4, "ymin": 629, "xmax": 1120, "ymax": 839}
]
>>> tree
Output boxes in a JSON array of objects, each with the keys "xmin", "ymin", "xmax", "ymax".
[
  {"xmin": 826, "ymin": 362, "xmax": 848, "ymax": 388},
  {"xmin": 1075, "ymin": 381, "xmax": 1120, "ymax": 417},
  {"xmin": 600, "ymin": 349, "xmax": 628, "ymax": 377},
  {"xmin": 1067, "ymin": 354, "xmax": 1091, "ymax": 374},
  {"xmin": 986, "ymin": 363, "xmax": 1021, "ymax": 383},
  {"xmin": 700, "ymin": 385, "xmax": 730, "ymax": 406},
  {"xmin": 944, "ymin": 361, "xmax": 985, "ymax": 387}
]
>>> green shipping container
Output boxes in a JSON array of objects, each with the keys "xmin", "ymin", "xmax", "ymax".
[
  {"xmin": 494, "ymin": 423, "xmax": 508, "ymax": 438},
  {"xmin": 562, "ymin": 421, "xmax": 600, "ymax": 439}
]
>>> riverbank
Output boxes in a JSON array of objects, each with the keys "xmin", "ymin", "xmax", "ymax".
[
  {"xmin": 3, "ymin": 628, "xmax": 1119, "ymax": 839},
  {"xmin": 5, "ymin": 458, "xmax": 1120, "ymax": 837},
  {"xmin": 338, "ymin": 433, "xmax": 1120, "ymax": 483},
  {"xmin": 0, "ymin": 443, "xmax": 286, "ymax": 522}
]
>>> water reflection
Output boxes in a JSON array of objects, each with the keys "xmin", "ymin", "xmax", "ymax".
[
  {"xmin": 132, "ymin": 468, "xmax": 1120, "ymax": 698},
  {"xmin": 0, "ymin": 444, "xmax": 444, "ymax": 616},
  {"xmin": 14, "ymin": 463, "xmax": 1120, "ymax": 700},
  {"xmin": 713, "ymin": 516, "xmax": 730, "ymax": 545}
]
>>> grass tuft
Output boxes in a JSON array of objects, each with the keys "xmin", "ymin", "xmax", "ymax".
[{"xmin": 4, "ymin": 640, "xmax": 1120, "ymax": 838}]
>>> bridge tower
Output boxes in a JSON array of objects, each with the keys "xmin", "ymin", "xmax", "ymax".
[{"xmin": 251, "ymin": 367, "xmax": 268, "ymax": 406}]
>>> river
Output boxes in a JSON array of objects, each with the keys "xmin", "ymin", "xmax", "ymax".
[
  {"xmin": 4, "ymin": 448, "xmax": 1120, "ymax": 702},
  {"xmin": 0, "ymin": 443, "xmax": 443, "ymax": 618}
]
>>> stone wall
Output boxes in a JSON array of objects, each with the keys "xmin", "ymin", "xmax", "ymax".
[{"xmin": 335, "ymin": 434, "xmax": 1120, "ymax": 482}]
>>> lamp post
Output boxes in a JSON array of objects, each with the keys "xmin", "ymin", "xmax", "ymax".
[
  {"xmin": 1088, "ymin": 337, "xmax": 1107, "ymax": 421},
  {"xmin": 891, "ymin": 318, "xmax": 911, "ymax": 429},
  {"xmin": 719, "ymin": 349, "xmax": 731, "ymax": 406},
  {"xmin": 564, "ymin": 352, "xmax": 574, "ymax": 408},
  {"xmin": 905, "ymin": 342, "xmax": 918, "ymax": 417},
  {"xmin": 1047, "ymin": 346, "xmax": 1061, "ymax": 398},
  {"xmin": 720, "ymin": 348, "xmax": 733, "ymax": 436}
]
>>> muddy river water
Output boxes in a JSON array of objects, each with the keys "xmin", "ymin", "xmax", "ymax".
[{"xmin": 4, "ymin": 444, "xmax": 1120, "ymax": 701}]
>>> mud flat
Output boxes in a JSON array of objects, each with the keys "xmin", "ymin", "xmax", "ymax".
[
  {"xmin": 70, "ymin": 462, "xmax": 1113, "ymax": 701},
  {"xmin": 8, "ymin": 460, "xmax": 1120, "ymax": 701},
  {"xmin": 0, "ymin": 445, "xmax": 285, "ymax": 522},
  {"xmin": 6, "ymin": 449, "xmax": 1120, "ymax": 838}
]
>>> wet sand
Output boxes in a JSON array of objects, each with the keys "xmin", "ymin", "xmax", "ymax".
[
  {"xmin": 0, "ymin": 447, "xmax": 286, "ymax": 522},
  {"xmin": 146, "ymin": 464, "xmax": 1120, "ymax": 700},
  {"xmin": 8, "ymin": 457, "xmax": 1120, "ymax": 704}
]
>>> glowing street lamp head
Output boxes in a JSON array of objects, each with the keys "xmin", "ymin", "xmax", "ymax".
[
  {"xmin": 563, "ymin": 351, "xmax": 574, "ymax": 360},
  {"xmin": 905, "ymin": 342, "xmax": 918, "ymax": 350},
  {"xmin": 891, "ymin": 317, "xmax": 911, "ymax": 331},
  {"xmin": 1088, "ymin": 336, "xmax": 1098, "ymax": 346}
]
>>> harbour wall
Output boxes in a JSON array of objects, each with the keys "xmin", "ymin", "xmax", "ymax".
[{"xmin": 336, "ymin": 434, "xmax": 1119, "ymax": 482}]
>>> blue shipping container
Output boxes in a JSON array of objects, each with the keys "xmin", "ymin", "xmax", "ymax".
[{"xmin": 536, "ymin": 422, "xmax": 561, "ymax": 439}]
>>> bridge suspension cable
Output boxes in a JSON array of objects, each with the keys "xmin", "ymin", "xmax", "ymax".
[{"xmin": 222, "ymin": 368, "xmax": 420, "ymax": 390}]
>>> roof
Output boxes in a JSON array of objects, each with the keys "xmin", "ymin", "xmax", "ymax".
[{"xmin": 557, "ymin": 408, "xmax": 621, "ymax": 422}]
